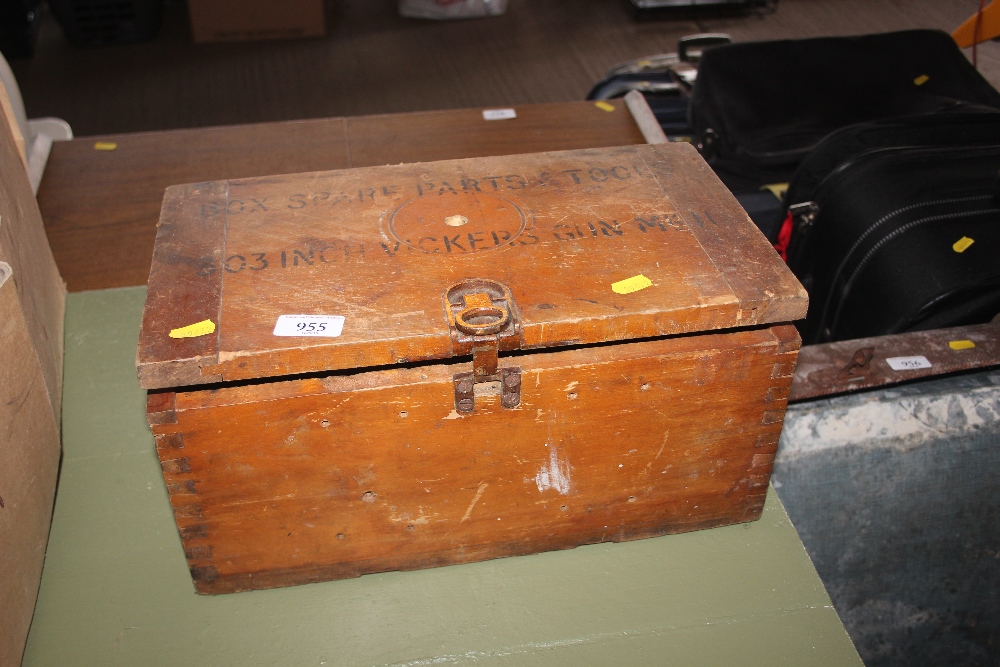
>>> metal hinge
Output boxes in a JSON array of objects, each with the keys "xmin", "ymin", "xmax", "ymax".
[{"xmin": 444, "ymin": 279, "xmax": 522, "ymax": 414}]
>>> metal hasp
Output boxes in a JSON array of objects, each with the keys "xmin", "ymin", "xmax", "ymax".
[{"xmin": 444, "ymin": 279, "xmax": 523, "ymax": 413}]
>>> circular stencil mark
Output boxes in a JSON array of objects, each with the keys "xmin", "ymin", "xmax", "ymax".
[{"xmin": 387, "ymin": 192, "xmax": 528, "ymax": 256}]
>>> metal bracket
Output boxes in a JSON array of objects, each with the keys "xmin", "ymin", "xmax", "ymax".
[
  {"xmin": 444, "ymin": 279, "xmax": 522, "ymax": 413},
  {"xmin": 789, "ymin": 201, "xmax": 819, "ymax": 231},
  {"xmin": 453, "ymin": 366, "xmax": 521, "ymax": 414}
]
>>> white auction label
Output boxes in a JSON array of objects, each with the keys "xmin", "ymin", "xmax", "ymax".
[
  {"xmin": 482, "ymin": 108, "xmax": 517, "ymax": 121},
  {"xmin": 273, "ymin": 314, "xmax": 345, "ymax": 337},
  {"xmin": 885, "ymin": 355, "xmax": 932, "ymax": 371}
]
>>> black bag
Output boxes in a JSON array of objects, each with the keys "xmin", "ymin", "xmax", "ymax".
[
  {"xmin": 783, "ymin": 112, "xmax": 1000, "ymax": 269},
  {"xmin": 785, "ymin": 142, "xmax": 1000, "ymax": 344},
  {"xmin": 690, "ymin": 30, "xmax": 1000, "ymax": 189},
  {"xmin": 784, "ymin": 111, "xmax": 1000, "ymax": 218}
]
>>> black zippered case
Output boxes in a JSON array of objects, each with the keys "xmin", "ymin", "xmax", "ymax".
[
  {"xmin": 786, "ymin": 142, "xmax": 1000, "ymax": 344},
  {"xmin": 784, "ymin": 112, "xmax": 1000, "ymax": 218},
  {"xmin": 689, "ymin": 30, "xmax": 1000, "ymax": 188}
]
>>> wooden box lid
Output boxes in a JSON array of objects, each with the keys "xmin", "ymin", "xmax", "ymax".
[{"xmin": 137, "ymin": 144, "xmax": 807, "ymax": 390}]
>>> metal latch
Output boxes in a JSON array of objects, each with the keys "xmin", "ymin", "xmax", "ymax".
[
  {"xmin": 788, "ymin": 201, "xmax": 819, "ymax": 231},
  {"xmin": 444, "ymin": 279, "xmax": 522, "ymax": 413}
]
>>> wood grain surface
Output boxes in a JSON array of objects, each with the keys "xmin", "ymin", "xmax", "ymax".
[
  {"xmin": 38, "ymin": 117, "xmax": 351, "ymax": 291},
  {"xmin": 347, "ymin": 102, "xmax": 644, "ymax": 167},
  {"xmin": 38, "ymin": 102, "xmax": 645, "ymax": 292},
  {"xmin": 136, "ymin": 144, "xmax": 807, "ymax": 389},
  {"xmin": 148, "ymin": 324, "xmax": 800, "ymax": 594},
  {"xmin": 0, "ymin": 269, "xmax": 61, "ymax": 667},
  {"xmin": 0, "ymin": 92, "xmax": 64, "ymax": 418}
]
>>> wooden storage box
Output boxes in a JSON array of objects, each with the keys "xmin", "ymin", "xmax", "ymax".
[{"xmin": 137, "ymin": 144, "xmax": 807, "ymax": 594}]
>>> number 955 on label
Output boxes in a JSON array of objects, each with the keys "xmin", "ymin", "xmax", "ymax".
[{"xmin": 273, "ymin": 314, "xmax": 345, "ymax": 337}]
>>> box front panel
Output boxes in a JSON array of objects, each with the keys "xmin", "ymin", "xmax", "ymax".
[{"xmin": 149, "ymin": 326, "xmax": 798, "ymax": 594}]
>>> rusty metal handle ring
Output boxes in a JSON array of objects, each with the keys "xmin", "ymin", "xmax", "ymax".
[{"xmin": 455, "ymin": 305, "xmax": 508, "ymax": 336}]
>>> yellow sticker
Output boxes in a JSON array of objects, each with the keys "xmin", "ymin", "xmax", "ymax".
[
  {"xmin": 169, "ymin": 319, "xmax": 216, "ymax": 339},
  {"xmin": 94, "ymin": 141, "xmax": 118, "ymax": 151},
  {"xmin": 914, "ymin": 74, "xmax": 930, "ymax": 86},
  {"xmin": 594, "ymin": 101, "xmax": 615, "ymax": 112},
  {"xmin": 949, "ymin": 339, "xmax": 976, "ymax": 350},
  {"xmin": 612, "ymin": 274, "xmax": 653, "ymax": 294},
  {"xmin": 761, "ymin": 182, "xmax": 789, "ymax": 200},
  {"xmin": 953, "ymin": 236, "xmax": 975, "ymax": 253}
]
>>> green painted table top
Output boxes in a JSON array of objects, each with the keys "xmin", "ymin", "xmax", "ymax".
[{"xmin": 23, "ymin": 287, "xmax": 861, "ymax": 666}]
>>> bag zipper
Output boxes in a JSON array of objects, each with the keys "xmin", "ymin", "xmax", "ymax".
[
  {"xmin": 816, "ymin": 194, "xmax": 993, "ymax": 334},
  {"xmin": 824, "ymin": 205, "xmax": 998, "ymax": 340}
]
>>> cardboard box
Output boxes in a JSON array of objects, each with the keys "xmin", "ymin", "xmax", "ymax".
[{"xmin": 187, "ymin": 0, "xmax": 325, "ymax": 44}]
